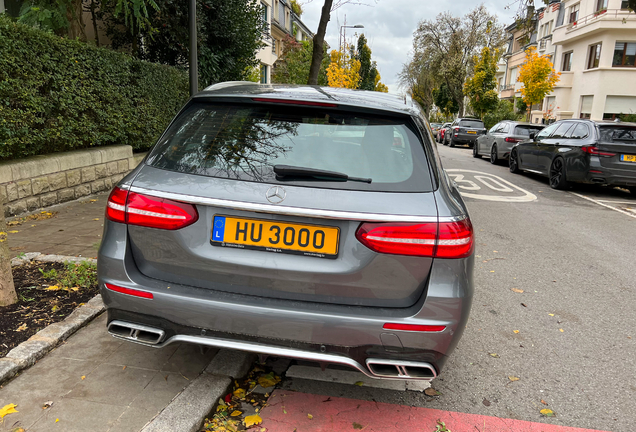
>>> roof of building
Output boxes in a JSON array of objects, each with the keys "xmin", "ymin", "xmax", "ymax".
[{"xmin": 197, "ymin": 82, "xmax": 419, "ymax": 116}]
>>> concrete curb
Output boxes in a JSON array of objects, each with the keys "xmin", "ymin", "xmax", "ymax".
[
  {"xmin": 1, "ymin": 253, "xmax": 103, "ymax": 385},
  {"xmin": 141, "ymin": 350, "xmax": 256, "ymax": 432}
]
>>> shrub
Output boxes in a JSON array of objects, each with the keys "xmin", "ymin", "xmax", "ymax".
[
  {"xmin": 0, "ymin": 16, "xmax": 189, "ymax": 161},
  {"xmin": 483, "ymin": 100, "xmax": 521, "ymax": 130}
]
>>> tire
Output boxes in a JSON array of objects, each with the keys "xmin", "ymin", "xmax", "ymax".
[
  {"xmin": 449, "ymin": 138, "xmax": 456, "ymax": 148},
  {"xmin": 473, "ymin": 143, "xmax": 481, "ymax": 158},
  {"xmin": 490, "ymin": 144, "xmax": 498, "ymax": 164},
  {"xmin": 509, "ymin": 148, "xmax": 520, "ymax": 173},
  {"xmin": 549, "ymin": 157, "xmax": 569, "ymax": 190}
]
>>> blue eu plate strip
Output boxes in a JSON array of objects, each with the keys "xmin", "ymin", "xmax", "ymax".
[{"xmin": 212, "ymin": 216, "xmax": 226, "ymax": 242}]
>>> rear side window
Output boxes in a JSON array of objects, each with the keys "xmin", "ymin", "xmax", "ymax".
[
  {"xmin": 146, "ymin": 102, "xmax": 433, "ymax": 192},
  {"xmin": 566, "ymin": 123, "xmax": 589, "ymax": 139},
  {"xmin": 599, "ymin": 126, "xmax": 636, "ymax": 143},
  {"xmin": 514, "ymin": 125, "xmax": 544, "ymax": 136},
  {"xmin": 459, "ymin": 120, "xmax": 484, "ymax": 128}
]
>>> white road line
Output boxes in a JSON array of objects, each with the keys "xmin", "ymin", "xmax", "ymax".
[
  {"xmin": 446, "ymin": 169, "xmax": 537, "ymax": 202},
  {"xmin": 570, "ymin": 192, "xmax": 636, "ymax": 220},
  {"xmin": 594, "ymin": 200, "xmax": 636, "ymax": 205}
]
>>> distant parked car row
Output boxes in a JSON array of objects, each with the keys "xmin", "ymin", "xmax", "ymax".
[
  {"xmin": 467, "ymin": 119, "xmax": 636, "ymax": 193},
  {"xmin": 436, "ymin": 118, "xmax": 486, "ymax": 148}
]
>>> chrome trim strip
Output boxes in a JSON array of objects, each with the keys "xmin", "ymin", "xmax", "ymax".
[
  {"xmin": 108, "ymin": 320, "xmax": 165, "ymax": 344},
  {"xmin": 128, "ymin": 186, "xmax": 464, "ymax": 223},
  {"xmin": 366, "ymin": 358, "xmax": 437, "ymax": 380}
]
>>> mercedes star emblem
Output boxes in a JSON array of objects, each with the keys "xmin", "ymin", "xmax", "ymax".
[{"xmin": 265, "ymin": 186, "xmax": 287, "ymax": 204}]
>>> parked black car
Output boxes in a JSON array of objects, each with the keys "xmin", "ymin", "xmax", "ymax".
[
  {"xmin": 445, "ymin": 118, "xmax": 486, "ymax": 148},
  {"xmin": 509, "ymin": 119, "xmax": 636, "ymax": 192}
]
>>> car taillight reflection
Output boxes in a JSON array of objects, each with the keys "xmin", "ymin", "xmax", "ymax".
[
  {"xmin": 355, "ymin": 219, "xmax": 473, "ymax": 259},
  {"xmin": 106, "ymin": 187, "xmax": 198, "ymax": 230}
]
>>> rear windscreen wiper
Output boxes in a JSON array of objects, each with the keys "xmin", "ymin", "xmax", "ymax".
[{"xmin": 273, "ymin": 165, "xmax": 372, "ymax": 183}]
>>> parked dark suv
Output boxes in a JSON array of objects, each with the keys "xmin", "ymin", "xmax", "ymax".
[
  {"xmin": 509, "ymin": 119, "xmax": 636, "ymax": 192},
  {"xmin": 445, "ymin": 118, "xmax": 486, "ymax": 148},
  {"xmin": 98, "ymin": 82, "xmax": 475, "ymax": 381}
]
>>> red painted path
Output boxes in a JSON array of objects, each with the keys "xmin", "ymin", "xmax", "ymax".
[{"xmin": 258, "ymin": 390, "xmax": 609, "ymax": 432}]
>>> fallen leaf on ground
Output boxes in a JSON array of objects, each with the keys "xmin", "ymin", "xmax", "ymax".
[
  {"xmin": 307, "ymin": 414, "xmax": 313, "ymax": 420},
  {"xmin": 424, "ymin": 388, "xmax": 440, "ymax": 396},
  {"xmin": 354, "ymin": 381, "xmax": 364, "ymax": 386},
  {"xmin": 90, "ymin": 199, "xmax": 97, "ymax": 202},
  {"xmin": 541, "ymin": 399, "xmax": 548, "ymax": 405},
  {"xmin": 45, "ymin": 285, "xmax": 60, "ymax": 291},
  {"xmin": 51, "ymin": 305, "xmax": 59, "ymax": 312},
  {"xmin": 490, "ymin": 270, "xmax": 495, "ymax": 273},
  {"xmin": 123, "ymin": 366, "xmax": 127, "ymax": 370},
  {"xmin": 16, "ymin": 323, "xmax": 27, "ymax": 332},
  {"xmin": 81, "ymin": 375, "xmax": 86, "ymax": 380},
  {"xmin": 489, "ymin": 353, "xmax": 499, "ymax": 358},
  {"xmin": 521, "ymin": 303, "xmax": 527, "ymax": 307},
  {"xmin": 540, "ymin": 408, "xmax": 555, "ymax": 417},
  {"xmin": 42, "ymin": 401, "xmax": 53, "ymax": 409},
  {"xmin": 244, "ymin": 414, "xmax": 262, "ymax": 427},
  {"xmin": 8, "ymin": 230, "xmax": 19, "ymax": 234},
  {"xmin": 482, "ymin": 398, "xmax": 491, "ymax": 406},
  {"xmin": 257, "ymin": 372, "xmax": 280, "ymax": 388},
  {"xmin": 508, "ymin": 376, "xmax": 520, "ymax": 382},
  {"xmin": 230, "ymin": 410, "xmax": 242, "ymax": 417},
  {"xmin": 513, "ymin": 330, "xmax": 520, "ymax": 334},
  {"xmin": 233, "ymin": 388, "xmax": 246, "ymax": 399},
  {"xmin": 511, "ymin": 288, "xmax": 524, "ymax": 293},
  {"xmin": 548, "ymin": 313, "xmax": 555, "ymax": 316},
  {"xmin": 0, "ymin": 404, "xmax": 18, "ymax": 418},
  {"xmin": 559, "ymin": 329, "xmax": 564, "ymax": 332},
  {"xmin": 93, "ymin": 218, "xmax": 100, "ymax": 221},
  {"xmin": 353, "ymin": 423, "xmax": 365, "ymax": 430}
]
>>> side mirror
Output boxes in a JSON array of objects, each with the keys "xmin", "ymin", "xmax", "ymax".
[{"xmin": 529, "ymin": 132, "xmax": 536, "ymax": 140}]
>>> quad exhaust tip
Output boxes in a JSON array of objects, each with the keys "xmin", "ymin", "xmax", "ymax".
[
  {"xmin": 366, "ymin": 358, "xmax": 437, "ymax": 380},
  {"xmin": 108, "ymin": 320, "xmax": 165, "ymax": 345}
]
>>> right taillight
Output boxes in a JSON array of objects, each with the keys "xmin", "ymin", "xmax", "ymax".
[
  {"xmin": 505, "ymin": 137, "xmax": 521, "ymax": 143},
  {"xmin": 355, "ymin": 218, "xmax": 473, "ymax": 259},
  {"xmin": 106, "ymin": 186, "xmax": 198, "ymax": 230},
  {"xmin": 581, "ymin": 146, "xmax": 616, "ymax": 157}
]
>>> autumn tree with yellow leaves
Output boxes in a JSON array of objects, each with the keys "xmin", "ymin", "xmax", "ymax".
[
  {"xmin": 326, "ymin": 47, "xmax": 361, "ymax": 89},
  {"xmin": 517, "ymin": 46, "xmax": 560, "ymax": 121}
]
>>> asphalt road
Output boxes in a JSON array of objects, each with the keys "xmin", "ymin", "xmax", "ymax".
[{"xmin": 276, "ymin": 143, "xmax": 636, "ymax": 432}]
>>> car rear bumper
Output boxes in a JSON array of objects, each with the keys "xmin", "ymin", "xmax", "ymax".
[
  {"xmin": 575, "ymin": 160, "xmax": 636, "ymax": 187},
  {"xmin": 452, "ymin": 133, "xmax": 480, "ymax": 144},
  {"xmin": 97, "ymin": 222, "xmax": 474, "ymax": 379}
]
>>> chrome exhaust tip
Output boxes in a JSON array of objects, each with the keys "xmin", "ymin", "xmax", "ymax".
[
  {"xmin": 107, "ymin": 320, "xmax": 165, "ymax": 345},
  {"xmin": 366, "ymin": 358, "xmax": 437, "ymax": 380}
]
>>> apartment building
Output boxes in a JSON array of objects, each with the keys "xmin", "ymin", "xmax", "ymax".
[
  {"xmin": 258, "ymin": 0, "xmax": 313, "ymax": 83},
  {"xmin": 499, "ymin": 18, "xmax": 538, "ymax": 101},
  {"xmin": 533, "ymin": 0, "xmax": 636, "ymax": 122}
]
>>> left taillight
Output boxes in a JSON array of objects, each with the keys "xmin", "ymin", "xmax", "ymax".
[
  {"xmin": 505, "ymin": 137, "xmax": 521, "ymax": 143},
  {"xmin": 106, "ymin": 187, "xmax": 198, "ymax": 230},
  {"xmin": 355, "ymin": 218, "xmax": 473, "ymax": 259}
]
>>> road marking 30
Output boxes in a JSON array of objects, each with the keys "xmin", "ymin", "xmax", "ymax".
[{"xmin": 446, "ymin": 169, "xmax": 537, "ymax": 202}]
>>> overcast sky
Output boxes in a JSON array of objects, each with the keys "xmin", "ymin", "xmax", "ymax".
[{"xmin": 299, "ymin": 0, "xmax": 518, "ymax": 93}]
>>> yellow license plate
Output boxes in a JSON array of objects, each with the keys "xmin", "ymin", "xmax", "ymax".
[
  {"xmin": 621, "ymin": 154, "xmax": 636, "ymax": 162},
  {"xmin": 211, "ymin": 215, "xmax": 340, "ymax": 259},
  {"xmin": 467, "ymin": 131, "xmax": 477, "ymax": 134}
]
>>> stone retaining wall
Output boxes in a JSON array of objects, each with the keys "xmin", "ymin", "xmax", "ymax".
[{"xmin": 0, "ymin": 145, "xmax": 146, "ymax": 217}]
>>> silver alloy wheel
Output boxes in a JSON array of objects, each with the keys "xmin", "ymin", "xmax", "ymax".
[{"xmin": 490, "ymin": 144, "xmax": 498, "ymax": 164}]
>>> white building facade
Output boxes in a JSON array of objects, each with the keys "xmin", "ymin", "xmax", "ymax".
[{"xmin": 534, "ymin": 0, "xmax": 636, "ymax": 122}]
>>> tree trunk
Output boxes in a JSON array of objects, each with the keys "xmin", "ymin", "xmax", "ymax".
[
  {"xmin": 0, "ymin": 199, "xmax": 17, "ymax": 307},
  {"xmin": 90, "ymin": 0, "xmax": 100, "ymax": 47},
  {"xmin": 67, "ymin": 0, "xmax": 86, "ymax": 41},
  {"xmin": 308, "ymin": 0, "xmax": 334, "ymax": 85}
]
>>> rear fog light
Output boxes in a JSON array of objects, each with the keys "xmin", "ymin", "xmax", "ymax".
[{"xmin": 105, "ymin": 283, "xmax": 154, "ymax": 299}]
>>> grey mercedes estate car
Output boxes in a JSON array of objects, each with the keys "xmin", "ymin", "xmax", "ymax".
[{"xmin": 98, "ymin": 82, "xmax": 474, "ymax": 381}]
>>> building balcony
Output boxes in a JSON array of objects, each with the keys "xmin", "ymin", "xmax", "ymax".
[
  {"xmin": 553, "ymin": 9, "xmax": 636, "ymax": 45},
  {"xmin": 556, "ymin": 71, "xmax": 573, "ymax": 88}
]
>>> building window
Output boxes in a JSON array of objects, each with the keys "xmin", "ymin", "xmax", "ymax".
[
  {"xmin": 613, "ymin": 42, "xmax": 636, "ymax": 67},
  {"xmin": 260, "ymin": 64, "xmax": 268, "ymax": 84},
  {"xmin": 587, "ymin": 43, "xmax": 602, "ymax": 69},
  {"xmin": 622, "ymin": 1, "xmax": 631, "ymax": 9},
  {"xmin": 569, "ymin": 3, "xmax": 579, "ymax": 23},
  {"xmin": 562, "ymin": 51, "xmax": 573, "ymax": 71},
  {"xmin": 595, "ymin": 0, "xmax": 608, "ymax": 12},
  {"xmin": 509, "ymin": 67, "xmax": 517, "ymax": 85}
]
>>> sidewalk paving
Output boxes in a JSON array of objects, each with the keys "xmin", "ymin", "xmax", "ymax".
[
  {"xmin": 1, "ymin": 195, "xmax": 237, "ymax": 432},
  {"xmin": 6, "ymin": 192, "xmax": 109, "ymax": 259}
]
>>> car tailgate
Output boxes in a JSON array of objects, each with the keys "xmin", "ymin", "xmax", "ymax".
[
  {"xmin": 124, "ymin": 166, "xmax": 439, "ymax": 308},
  {"xmin": 597, "ymin": 125, "xmax": 636, "ymax": 172}
]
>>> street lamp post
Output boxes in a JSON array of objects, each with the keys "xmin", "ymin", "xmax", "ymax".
[{"xmin": 339, "ymin": 24, "xmax": 364, "ymax": 52}]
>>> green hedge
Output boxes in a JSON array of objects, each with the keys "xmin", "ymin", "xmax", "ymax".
[{"xmin": 0, "ymin": 16, "xmax": 189, "ymax": 160}]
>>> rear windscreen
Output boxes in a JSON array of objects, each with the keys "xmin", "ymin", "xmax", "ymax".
[
  {"xmin": 146, "ymin": 102, "xmax": 433, "ymax": 192},
  {"xmin": 599, "ymin": 126, "xmax": 636, "ymax": 143},
  {"xmin": 514, "ymin": 126, "xmax": 544, "ymax": 136},
  {"xmin": 459, "ymin": 120, "xmax": 484, "ymax": 128}
]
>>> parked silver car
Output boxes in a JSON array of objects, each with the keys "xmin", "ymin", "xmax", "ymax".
[
  {"xmin": 98, "ymin": 82, "xmax": 474, "ymax": 381},
  {"xmin": 474, "ymin": 121, "xmax": 545, "ymax": 164}
]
